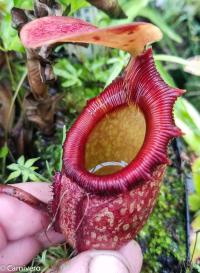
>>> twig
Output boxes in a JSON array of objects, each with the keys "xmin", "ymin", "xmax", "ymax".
[
  {"xmin": 6, "ymin": 69, "xmax": 27, "ymax": 140},
  {"xmin": 1, "ymin": 70, "xmax": 27, "ymax": 176},
  {"xmin": 5, "ymin": 51, "xmax": 16, "ymax": 88}
]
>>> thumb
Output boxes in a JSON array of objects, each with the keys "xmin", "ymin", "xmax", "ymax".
[
  {"xmin": 119, "ymin": 240, "xmax": 143, "ymax": 273},
  {"xmin": 47, "ymin": 240, "xmax": 143, "ymax": 273}
]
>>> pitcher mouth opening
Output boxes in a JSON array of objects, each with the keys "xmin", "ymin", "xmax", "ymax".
[
  {"xmin": 85, "ymin": 103, "xmax": 146, "ymax": 176},
  {"xmin": 62, "ymin": 77, "xmax": 151, "ymax": 194},
  {"xmin": 62, "ymin": 49, "xmax": 182, "ymax": 194}
]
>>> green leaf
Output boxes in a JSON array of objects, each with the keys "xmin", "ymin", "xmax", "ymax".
[
  {"xmin": 13, "ymin": 0, "xmax": 33, "ymax": 9},
  {"xmin": 62, "ymin": 79, "xmax": 78, "ymax": 87},
  {"xmin": 0, "ymin": 0, "xmax": 13, "ymax": 14},
  {"xmin": 111, "ymin": 0, "xmax": 149, "ymax": 25},
  {"xmin": 191, "ymin": 214, "xmax": 200, "ymax": 262},
  {"xmin": 0, "ymin": 13, "xmax": 23, "ymax": 52},
  {"xmin": 190, "ymin": 230, "xmax": 200, "ymax": 263},
  {"xmin": 154, "ymin": 54, "xmax": 187, "ymax": 66},
  {"xmin": 155, "ymin": 60, "xmax": 176, "ymax": 87},
  {"xmin": 29, "ymin": 173, "xmax": 40, "ymax": 182},
  {"xmin": 193, "ymin": 264, "xmax": 200, "ymax": 272},
  {"xmin": 155, "ymin": 58, "xmax": 200, "ymax": 154},
  {"xmin": 174, "ymin": 98, "xmax": 200, "ymax": 154},
  {"xmin": 17, "ymin": 155, "xmax": 25, "ymax": 165},
  {"xmin": 192, "ymin": 158, "xmax": 200, "ymax": 195},
  {"xmin": 0, "ymin": 145, "xmax": 9, "ymax": 158},
  {"xmin": 7, "ymin": 163, "xmax": 19, "ymax": 171},
  {"xmin": 58, "ymin": 0, "xmax": 89, "ymax": 14},
  {"xmin": 105, "ymin": 61, "xmax": 124, "ymax": 86},
  {"xmin": 24, "ymin": 157, "xmax": 39, "ymax": 168},
  {"xmin": 6, "ymin": 156, "xmax": 47, "ymax": 182},
  {"xmin": 54, "ymin": 59, "xmax": 83, "ymax": 87},
  {"xmin": 30, "ymin": 166, "xmax": 38, "ymax": 171},
  {"xmin": 138, "ymin": 7, "xmax": 182, "ymax": 43},
  {"xmin": 59, "ymin": 125, "xmax": 67, "ymax": 171},
  {"xmin": 46, "ymin": 160, "xmax": 53, "ymax": 177},
  {"xmin": 189, "ymin": 194, "xmax": 200, "ymax": 212},
  {"xmin": 154, "ymin": 54, "xmax": 200, "ymax": 154},
  {"xmin": 123, "ymin": 0, "xmax": 150, "ymax": 20},
  {"xmin": 22, "ymin": 170, "xmax": 30, "ymax": 182},
  {"xmin": 6, "ymin": 170, "xmax": 21, "ymax": 182},
  {"xmin": 192, "ymin": 214, "xmax": 200, "ymax": 232}
]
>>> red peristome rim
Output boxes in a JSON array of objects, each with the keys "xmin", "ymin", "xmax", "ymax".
[{"xmin": 63, "ymin": 48, "xmax": 183, "ymax": 194}]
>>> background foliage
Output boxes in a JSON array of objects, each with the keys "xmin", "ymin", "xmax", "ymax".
[{"xmin": 0, "ymin": 0, "xmax": 200, "ymax": 272}]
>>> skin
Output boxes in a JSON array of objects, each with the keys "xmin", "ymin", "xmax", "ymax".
[{"xmin": 0, "ymin": 182, "xmax": 143, "ymax": 273}]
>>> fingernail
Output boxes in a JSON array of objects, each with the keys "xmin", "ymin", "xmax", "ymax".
[{"xmin": 89, "ymin": 254, "xmax": 129, "ymax": 273}]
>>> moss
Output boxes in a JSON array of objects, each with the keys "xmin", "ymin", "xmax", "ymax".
[{"xmin": 138, "ymin": 167, "xmax": 186, "ymax": 273}]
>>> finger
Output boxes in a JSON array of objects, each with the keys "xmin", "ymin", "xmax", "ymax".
[
  {"xmin": 13, "ymin": 182, "xmax": 52, "ymax": 204},
  {"xmin": 0, "ymin": 237, "xmax": 41, "ymax": 273},
  {"xmin": 119, "ymin": 241, "xmax": 143, "ymax": 273},
  {"xmin": 51, "ymin": 252, "xmax": 91, "ymax": 273},
  {"xmin": 0, "ymin": 195, "xmax": 49, "ymax": 241},
  {"xmin": 36, "ymin": 228, "xmax": 64, "ymax": 248},
  {"xmin": 0, "ymin": 225, "xmax": 7, "ymax": 252},
  {"xmin": 54, "ymin": 252, "xmax": 130, "ymax": 273},
  {"xmin": 52, "ymin": 248, "xmax": 136, "ymax": 273},
  {"xmin": 86, "ymin": 254, "xmax": 130, "ymax": 273}
]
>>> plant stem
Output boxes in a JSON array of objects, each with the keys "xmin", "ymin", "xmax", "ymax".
[
  {"xmin": 1, "ymin": 157, "xmax": 6, "ymax": 179},
  {"xmin": 6, "ymin": 69, "xmax": 27, "ymax": 140},
  {"xmin": 154, "ymin": 54, "xmax": 188, "ymax": 66},
  {"xmin": 2, "ymin": 70, "xmax": 28, "ymax": 177},
  {"xmin": 0, "ymin": 46, "xmax": 5, "ymax": 51},
  {"xmin": 5, "ymin": 52, "xmax": 16, "ymax": 88},
  {"xmin": 1, "ymin": 44, "xmax": 23, "ymax": 107},
  {"xmin": 34, "ymin": 172, "xmax": 49, "ymax": 182},
  {"xmin": 1, "ymin": 54, "xmax": 26, "ymax": 177},
  {"xmin": 59, "ymin": 125, "xmax": 67, "ymax": 171},
  {"xmin": 8, "ymin": 70, "xmax": 27, "ymax": 127}
]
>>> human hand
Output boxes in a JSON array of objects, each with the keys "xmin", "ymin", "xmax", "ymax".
[
  {"xmin": 48, "ymin": 240, "xmax": 143, "ymax": 273},
  {"xmin": 0, "ymin": 182, "xmax": 64, "ymax": 272},
  {"xmin": 0, "ymin": 182, "xmax": 143, "ymax": 273}
]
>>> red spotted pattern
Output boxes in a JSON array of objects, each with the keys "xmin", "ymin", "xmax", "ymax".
[
  {"xmin": 51, "ymin": 49, "xmax": 183, "ymax": 252},
  {"xmin": 53, "ymin": 166, "xmax": 165, "ymax": 251}
]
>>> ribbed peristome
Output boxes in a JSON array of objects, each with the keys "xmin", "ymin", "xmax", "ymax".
[{"xmin": 63, "ymin": 48, "xmax": 183, "ymax": 194}]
